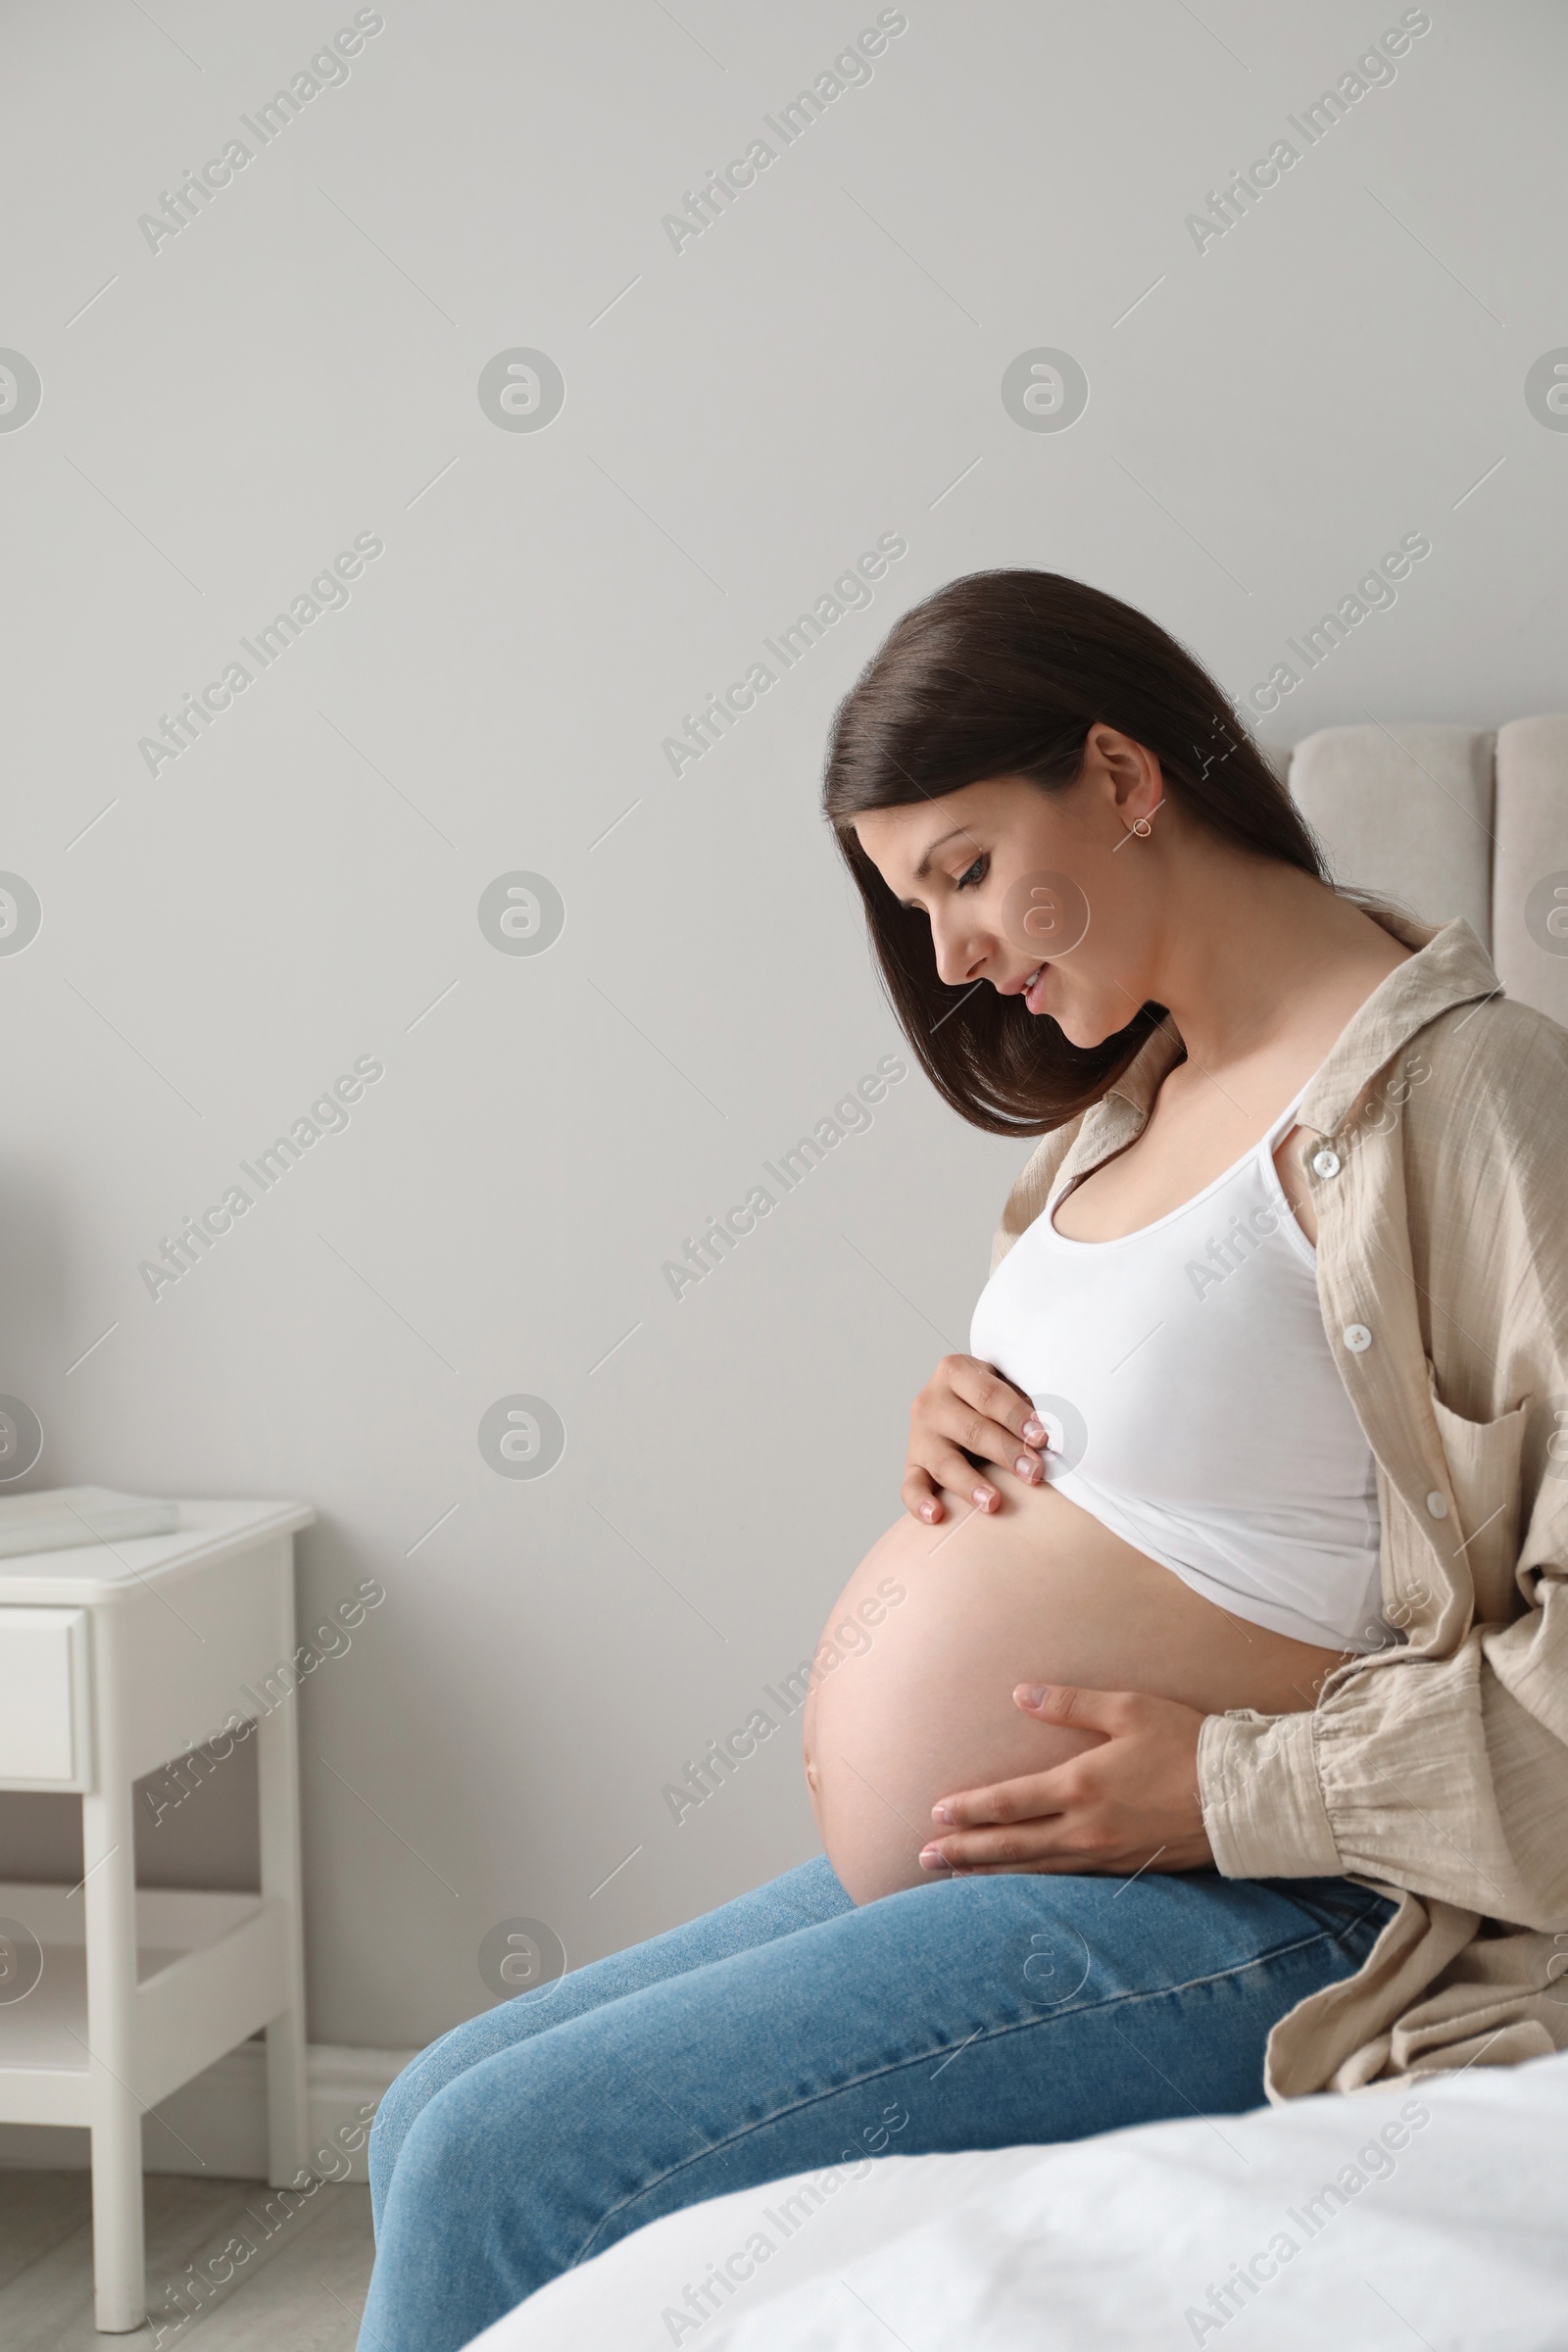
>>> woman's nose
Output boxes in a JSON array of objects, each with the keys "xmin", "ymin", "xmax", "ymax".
[{"xmin": 931, "ymin": 921, "xmax": 990, "ymax": 989}]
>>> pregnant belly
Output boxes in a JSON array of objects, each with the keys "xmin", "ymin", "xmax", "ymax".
[{"xmin": 803, "ymin": 1463, "xmax": 1351, "ymax": 1904}]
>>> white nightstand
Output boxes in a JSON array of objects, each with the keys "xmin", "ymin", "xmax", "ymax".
[{"xmin": 0, "ymin": 1498, "xmax": 315, "ymax": 2332}]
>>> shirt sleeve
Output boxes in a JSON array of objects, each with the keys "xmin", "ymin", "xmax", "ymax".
[{"xmin": 1199, "ymin": 1614, "xmax": 1568, "ymax": 1925}]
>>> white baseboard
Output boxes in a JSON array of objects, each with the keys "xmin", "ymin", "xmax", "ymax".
[{"xmin": 0, "ymin": 2041, "xmax": 415, "ymax": 2182}]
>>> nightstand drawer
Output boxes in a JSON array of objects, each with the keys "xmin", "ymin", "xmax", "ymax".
[{"xmin": 0, "ymin": 1608, "xmax": 92, "ymax": 1788}]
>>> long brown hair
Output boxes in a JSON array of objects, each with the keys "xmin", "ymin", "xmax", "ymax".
[{"xmin": 822, "ymin": 568, "xmax": 1330, "ymax": 1137}]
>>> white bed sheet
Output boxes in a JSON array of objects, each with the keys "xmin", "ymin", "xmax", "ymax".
[{"xmin": 464, "ymin": 2047, "xmax": 1568, "ymax": 2350}]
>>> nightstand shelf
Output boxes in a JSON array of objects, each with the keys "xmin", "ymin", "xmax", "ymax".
[{"xmin": 0, "ymin": 1498, "xmax": 314, "ymax": 2331}]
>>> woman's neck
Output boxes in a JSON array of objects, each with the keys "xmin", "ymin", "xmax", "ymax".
[{"xmin": 1139, "ymin": 857, "xmax": 1413, "ymax": 1080}]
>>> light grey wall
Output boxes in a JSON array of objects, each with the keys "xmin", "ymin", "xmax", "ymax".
[{"xmin": 1, "ymin": 0, "xmax": 1563, "ymax": 2047}]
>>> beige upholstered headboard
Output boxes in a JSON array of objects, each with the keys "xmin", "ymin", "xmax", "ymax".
[{"xmin": 1263, "ymin": 718, "xmax": 1568, "ymax": 1028}]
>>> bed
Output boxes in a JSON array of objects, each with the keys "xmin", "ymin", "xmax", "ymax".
[{"xmin": 466, "ymin": 2042, "xmax": 1568, "ymax": 2349}]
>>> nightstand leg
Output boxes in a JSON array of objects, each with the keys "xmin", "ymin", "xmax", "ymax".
[
  {"xmin": 257, "ymin": 1692, "xmax": 309, "ymax": 2188},
  {"xmin": 81, "ymin": 1782, "xmax": 146, "ymax": 2332}
]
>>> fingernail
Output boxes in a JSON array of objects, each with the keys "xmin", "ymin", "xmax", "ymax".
[
  {"xmin": 973, "ymin": 1486, "xmax": 996, "ymax": 1508},
  {"xmin": 1015, "ymin": 1455, "xmax": 1037, "ymax": 1480},
  {"xmin": 1017, "ymin": 1685, "xmax": 1047, "ymax": 1708},
  {"xmin": 920, "ymin": 1502, "xmax": 937, "ymax": 1521},
  {"xmin": 918, "ymin": 1845, "xmax": 946, "ymax": 1870},
  {"xmin": 1022, "ymin": 1419, "xmax": 1046, "ymax": 1443},
  {"xmin": 931, "ymin": 1802, "xmax": 954, "ymax": 1825}
]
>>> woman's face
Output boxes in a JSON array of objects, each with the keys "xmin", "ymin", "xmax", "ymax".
[{"xmin": 853, "ymin": 729, "xmax": 1167, "ymax": 1049}]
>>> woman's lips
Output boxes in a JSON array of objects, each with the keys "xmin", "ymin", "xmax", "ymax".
[{"xmin": 1024, "ymin": 963, "xmax": 1050, "ymax": 1013}]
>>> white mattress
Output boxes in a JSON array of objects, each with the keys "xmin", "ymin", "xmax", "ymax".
[{"xmin": 464, "ymin": 2047, "xmax": 1568, "ymax": 2349}]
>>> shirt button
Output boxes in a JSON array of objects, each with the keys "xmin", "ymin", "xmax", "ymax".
[
  {"xmin": 1426, "ymin": 1491, "xmax": 1448, "ymax": 1519},
  {"xmin": 1312, "ymin": 1149, "xmax": 1342, "ymax": 1179},
  {"xmin": 1343, "ymin": 1323, "xmax": 1373, "ymax": 1352}
]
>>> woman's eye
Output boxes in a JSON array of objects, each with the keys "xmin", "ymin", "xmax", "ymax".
[{"xmin": 956, "ymin": 854, "xmax": 988, "ymax": 890}]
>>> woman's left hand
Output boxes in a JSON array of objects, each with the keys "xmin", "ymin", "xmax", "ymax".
[{"xmin": 918, "ymin": 1685, "xmax": 1214, "ymax": 1877}]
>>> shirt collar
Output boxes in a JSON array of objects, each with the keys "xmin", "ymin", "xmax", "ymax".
[{"xmin": 1092, "ymin": 904, "xmax": 1500, "ymax": 1146}]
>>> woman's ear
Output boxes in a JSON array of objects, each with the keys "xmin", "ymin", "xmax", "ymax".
[{"xmin": 1085, "ymin": 724, "xmax": 1163, "ymax": 830}]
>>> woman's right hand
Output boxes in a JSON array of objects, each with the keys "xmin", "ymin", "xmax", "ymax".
[{"xmin": 903, "ymin": 1354, "xmax": 1049, "ymax": 1523}]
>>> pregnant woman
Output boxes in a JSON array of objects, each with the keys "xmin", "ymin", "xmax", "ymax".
[{"xmin": 360, "ymin": 573, "xmax": 1568, "ymax": 2352}]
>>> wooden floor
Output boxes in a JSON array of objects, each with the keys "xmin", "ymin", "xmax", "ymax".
[{"xmin": 0, "ymin": 2170, "xmax": 374, "ymax": 2348}]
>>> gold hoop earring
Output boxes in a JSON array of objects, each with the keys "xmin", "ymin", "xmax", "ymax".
[{"xmin": 1112, "ymin": 796, "xmax": 1164, "ymax": 853}]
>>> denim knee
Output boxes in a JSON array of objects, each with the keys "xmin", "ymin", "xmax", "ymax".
[
  {"xmin": 370, "ymin": 2043, "xmax": 452, "ymax": 2228},
  {"xmin": 377, "ymin": 2062, "xmax": 536, "ymax": 2257}
]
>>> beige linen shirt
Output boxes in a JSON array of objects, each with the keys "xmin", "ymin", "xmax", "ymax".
[{"xmin": 989, "ymin": 904, "xmax": 1568, "ymax": 2100}]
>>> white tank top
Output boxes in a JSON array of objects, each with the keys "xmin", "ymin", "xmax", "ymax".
[{"xmin": 969, "ymin": 1082, "xmax": 1389, "ymax": 1654}]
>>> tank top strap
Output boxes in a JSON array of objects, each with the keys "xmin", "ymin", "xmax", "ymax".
[{"xmin": 1260, "ymin": 1078, "xmax": 1313, "ymax": 1153}]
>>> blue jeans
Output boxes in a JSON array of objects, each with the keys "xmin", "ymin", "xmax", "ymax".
[{"xmin": 360, "ymin": 1858, "xmax": 1394, "ymax": 2352}]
